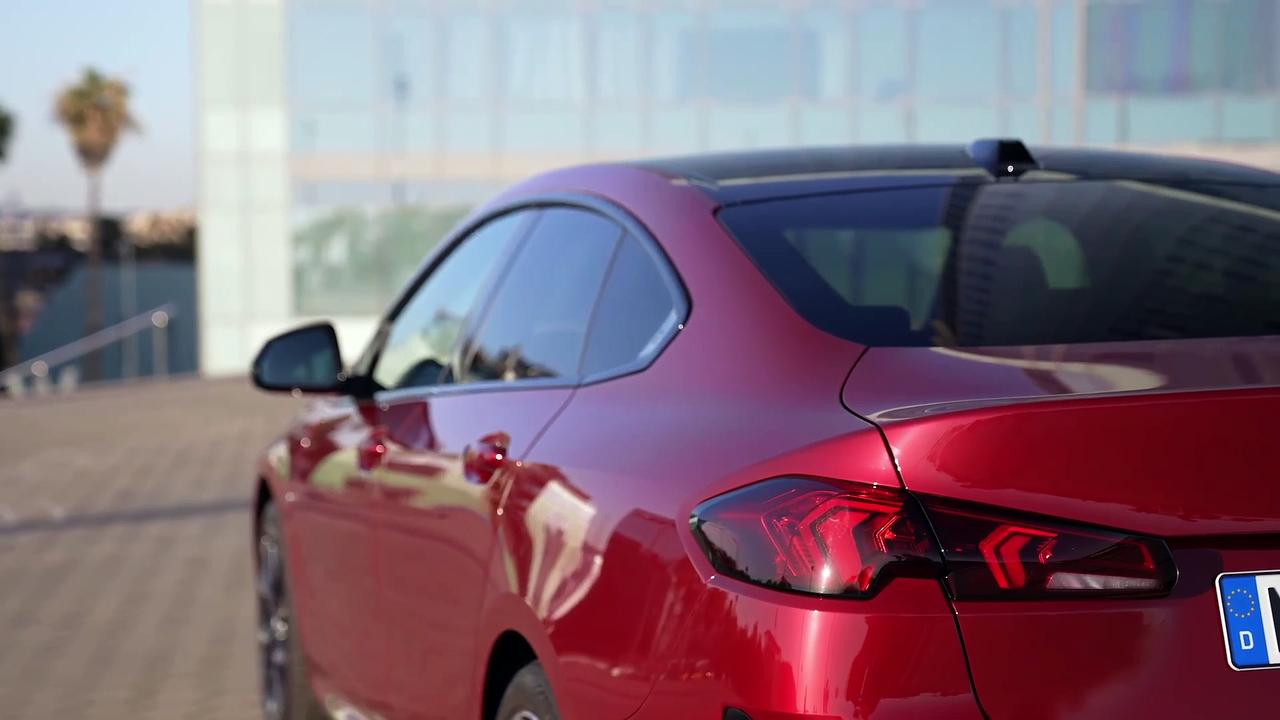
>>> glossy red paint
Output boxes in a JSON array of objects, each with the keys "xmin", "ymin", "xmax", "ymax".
[
  {"xmin": 842, "ymin": 339, "xmax": 1280, "ymax": 718},
  {"xmin": 275, "ymin": 396, "xmax": 391, "ymax": 715},
  {"xmin": 373, "ymin": 388, "xmax": 574, "ymax": 720},
  {"xmin": 954, "ymin": 545, "xmax": 1280, "ymax": 719},
  {"xmin": 255, "ymin": 158, "xmax": 1280, "ymax": 720}
]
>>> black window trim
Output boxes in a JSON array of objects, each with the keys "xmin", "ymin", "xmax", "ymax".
[{"xmin": 363, "ymin": 192, "xmax": 690, "ymax": 405}]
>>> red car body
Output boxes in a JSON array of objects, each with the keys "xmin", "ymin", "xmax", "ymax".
[{"xmin": 255, "ymin": 145, "xmax": 1280, "ymax": 720}]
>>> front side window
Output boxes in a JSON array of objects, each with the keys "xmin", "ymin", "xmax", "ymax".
[
  {"xmin": 371, "ymin": 212, "xmax": 526, "ymax": 390},
  {"xmin": 721, "ymin": 180, "xmax": 1280, "ymax": 347},
  {"xmin": 461, "ymin": 208, "xmax": 621, "ymax": 384}
]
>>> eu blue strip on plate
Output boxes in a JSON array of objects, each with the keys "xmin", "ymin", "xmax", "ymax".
[{"xmin": 1218, "ymin": 572, "xmax": 1280, "ymax": 670}]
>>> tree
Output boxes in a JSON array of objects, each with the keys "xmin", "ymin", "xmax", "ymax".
[
  {"xmin": 0, "ymin": 103, "xmax": 12, "ymax": 162},
  {"xmin": 0, "ymin": 103, "xmax": 13, "ymax": 370},
  {"xmin": 54, "ymin": 68, "xmax": 139, "ymax": 381}
]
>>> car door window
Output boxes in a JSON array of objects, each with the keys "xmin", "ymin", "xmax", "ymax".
[
  {"xmin": 371, "ymin": 211, "xmax": 527, "ymax": 391},
  {"xmin": 461, "ymin": 207, "xmax": 621, "ymax": 384},
  {"xmin": 581, "ymin": 232, "xmax": 684, "ymax": 378}
]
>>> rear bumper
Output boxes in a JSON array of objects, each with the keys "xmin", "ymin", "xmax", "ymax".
[
  {"xmin": 629, "ymin": 576, "xmax": 983, "ymax": 720},
  {"xmin": 954, "ymin": 546, "xmax": 1280, "ymax": 719}
]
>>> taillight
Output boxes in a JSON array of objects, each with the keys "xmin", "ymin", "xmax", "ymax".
[
  {"xmin": 923, "ymin": 499, "xmax": 1177, "ymax": 600},
  {"xmin": 688, "ymin": 477, "xmax": 941, "ymax": 598},
  {"xmin": 688, "ymin": 477, "xmax": 1177, "ymax": 601}
]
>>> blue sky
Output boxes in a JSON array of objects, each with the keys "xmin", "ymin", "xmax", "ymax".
[{"xmin": 0, "ymin": 0, "xmax": 193, "ymax": 212}]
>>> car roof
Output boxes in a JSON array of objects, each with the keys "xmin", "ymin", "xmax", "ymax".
[{"xmin": 625, "ymin": 142, "xmax": 1280, "ymax": 205}]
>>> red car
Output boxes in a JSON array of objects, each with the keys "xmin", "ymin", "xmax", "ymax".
[{"xmin": 251, "ymin": 140, "xmax": 1280, "ymax": 720}]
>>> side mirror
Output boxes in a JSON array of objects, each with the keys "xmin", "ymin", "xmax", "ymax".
[{"xmin": 252, "ymin": 322, "xmax": 345, "ymax": 394}]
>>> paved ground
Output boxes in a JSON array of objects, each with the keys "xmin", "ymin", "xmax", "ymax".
[{"xmin": 0, "ymin": 379, "xmax": 297, "ymax": 719}]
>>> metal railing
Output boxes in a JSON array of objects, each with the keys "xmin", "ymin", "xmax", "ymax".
[{"xmin": 0, "ymin": 303, "xmax": 177, "ymax": 398}]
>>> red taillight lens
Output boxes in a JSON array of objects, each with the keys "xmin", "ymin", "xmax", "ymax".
[
  {"xmin": 689, "ymin": 477, "xmax": 941, "ymax": 598},
  {"xmin": 689, "ymin": 478, "xmax": 1177, "ymax": 601},
  {"xmin": 922, "ymin": 500, "xmax": 1177, "ymax": 599}
]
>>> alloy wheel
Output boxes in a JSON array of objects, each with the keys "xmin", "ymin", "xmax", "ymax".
[{"xmin": 257, "ymin": 520, "xmax": 290, "ymax": 720}]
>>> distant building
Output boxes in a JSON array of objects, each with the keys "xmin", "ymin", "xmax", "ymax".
[{"xmin": 195, "ymin": 0, "xmax": 1280, "ymax": 376}]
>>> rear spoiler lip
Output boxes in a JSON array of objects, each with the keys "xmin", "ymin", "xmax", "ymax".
[{"xmin": 841, "ymin": 337, "xmax": 1280, "ymax": 424}]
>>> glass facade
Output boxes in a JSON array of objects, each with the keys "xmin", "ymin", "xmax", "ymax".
[{"xmin": 197, "ymin": 0, "xmax": 1280, "ymax": 373}]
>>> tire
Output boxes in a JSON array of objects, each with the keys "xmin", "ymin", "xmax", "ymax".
[
  {"xmin": 256, "ymin": 502, "xmax": 326, "ymax": 720},
  {"xmin": 494, "ymin": 661, "xmax": 562, "ymax": 720}
]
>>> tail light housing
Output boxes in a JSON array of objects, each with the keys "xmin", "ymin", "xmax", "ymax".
[
  {"xmin": 689, "ymin": 477, "xmax": 1177, "ymax": 600},
  {"xmin": 923, "ymin": 499, "xmax": 1178, "ymax": 599},
  {"xmin": 689, "ymin": 477, "xmax": 940, "ymax": 598}
]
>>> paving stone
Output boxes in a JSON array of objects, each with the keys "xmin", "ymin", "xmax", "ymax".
[{"xmin": 0, "ymin": 378, "xmax": 298, "ymax": 720}]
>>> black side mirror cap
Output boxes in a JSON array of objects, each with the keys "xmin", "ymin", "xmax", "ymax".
[{"xmin": 252, "ymin": 322, "xmax": 346, "ymax": 394}]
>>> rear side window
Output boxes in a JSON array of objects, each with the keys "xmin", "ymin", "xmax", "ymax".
[
  {"xmin": 720, "ymin": 180, "xmax": 1280, "ymax": 346},
  {"xmin": 461, "ymin": 207, "xmax": 621, "ymax": 383},
  {"xmin": 581, "ymin": 233, "xmax": 683, "ymax": 378}
]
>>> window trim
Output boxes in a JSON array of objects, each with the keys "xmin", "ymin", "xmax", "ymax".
[{"xmin": 361, "ymin": 192, "xmax": 690, "ymax": 404}]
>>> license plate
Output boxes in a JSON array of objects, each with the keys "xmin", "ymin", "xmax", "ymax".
[{"xmin": 1217, "ymin": 570, "xmax": 1280, "ymax": 671}]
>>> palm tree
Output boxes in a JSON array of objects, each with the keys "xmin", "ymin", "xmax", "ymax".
[
  {"xmin": 0, "ymin": 103, "xmax": 12, "ymax": 162},
  {"xmin": 0, "ymin": 103, "xmax": 14, "ymax": 371},
  {"xmin": 54, "ymin": 69, "xmax": 139, "ymax": 381}
]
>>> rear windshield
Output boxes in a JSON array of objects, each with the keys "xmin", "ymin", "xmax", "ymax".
[{"xmin": 720, "ymin": 180, "xmax": 1280, "ymax": 347}]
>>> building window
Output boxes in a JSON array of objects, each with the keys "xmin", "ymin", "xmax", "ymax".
[
  {"xmin": 650, "ymin": 11, "xmax": 696, "ymax": 102},
  {"xmin": 382, "ymin": 2, "xmax": 436, "ymax": 108},
  {"xmin": 289, "ymin": 0, "xmax": 376, "ymax": 106},
  {"xmin": 446, "ymin": 13, "xmax": 493, "ymax": 102},
  {"xmin": 704, "ymin": 9, "xmax": 815, "ymax": 103},
  {"xmin": 1006, "ymin": 4, "xmax": 1039, "ymax": 100},
  {"xmin": 292, "ymin": 112, "xmax": 378, "ymax": 153},
  {"xmin": 503, "ymin": 15, "xmax": 586, "ymax": 103},
  {"xmin": 1086, "ymin": 0, "xmax": 1278, "ymax": 94},
  {"xmin": 800, "ymin": 7, "xmax": 851, "ymax": 102},
  {"xmin": 595, "ymin": 12, "xmax": 645, "ymax": 102},
  {"xmin": 856, "ymin": 5, "xmax": 909, "ymax": 102},
  {"xmin": 916, "ymin": 1, "xmax": 1001, "ymax": 100},
  {"xmin": 292, "ymin": 198, "xmax": 472, "ymax": 316}
]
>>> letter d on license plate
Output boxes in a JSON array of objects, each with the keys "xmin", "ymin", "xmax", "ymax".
[{"xmin": 1217, "ymin": 571, "xmax": 1280, "ymax": 671}]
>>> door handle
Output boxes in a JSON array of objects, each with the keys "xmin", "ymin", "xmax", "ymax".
[
  {"xmin": 463, "ymin": 432, "xmax": 510, "ymax": 484},
  {"xmin": 357, "ymin": 427, "xmax": 389, "ymax": 472}
]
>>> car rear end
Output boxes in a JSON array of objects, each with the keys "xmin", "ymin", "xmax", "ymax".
[
  {"xmin": 659, "ymin": 151, "xmax": 1280, "ymax": 719},
  {"xmin": 868, "ymin": 383, "xmax": 1280, "ymax": 718}
]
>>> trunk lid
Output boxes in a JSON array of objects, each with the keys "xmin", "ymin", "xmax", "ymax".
[
  {"xmin": 844, "ymin": 337, "xmax": 1280, "ymax": 718},
  {"xmin": 843, "ymin": 337, "xmax": 1280, "ymax": 537}
]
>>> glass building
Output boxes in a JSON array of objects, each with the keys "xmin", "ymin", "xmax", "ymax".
[{"xmin": 196, "ymin": 0, "xmax": 1280, "ymax": 375}]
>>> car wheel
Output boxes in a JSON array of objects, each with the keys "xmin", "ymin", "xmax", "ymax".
[
  {"xmin": 494, "ymin": 661, "xmax": 561, "ymax": 720},
  {"xmin": 257, "ymin": 502, "xmax": 324, "ymax": 720}
]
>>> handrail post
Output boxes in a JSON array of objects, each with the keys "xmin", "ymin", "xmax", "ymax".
[
  {"xmin": 57, "ymin": 365, "xmax": 80, "ymax": 394},
  {"xmin": 4, "ymin": 372, "xmax": 24, "ymax": 398},
  {"xmin": 151, "ymin": 310, "xmax": 169, "ymax": 379},
  {"xmin": 121, "ymin": 234, "xmax": 139, "ymax": 379},
  {"xmin": 32, "ymin": 361, "xmax": 51, "ymax": 397}
]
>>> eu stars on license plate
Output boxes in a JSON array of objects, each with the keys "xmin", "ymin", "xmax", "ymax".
[{"xmin": 1217, "ymin": 571, "xmax": 1280, "ymax": 671}]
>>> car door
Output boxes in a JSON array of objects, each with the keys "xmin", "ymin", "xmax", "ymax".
[
  {"xmin": 303, "ymin": 209, "xmax": 528, "ymax": 716},
  {"xmin": 368, "ymin": 206, "xmax": 624, "ymax": 720},
  {"xmin": 282, "ymin": 393, "xmax": 388, "ymax": 714},
  {"xmin": 488, "ymin": 229, "xmax": 691, "ymax": 719}
]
